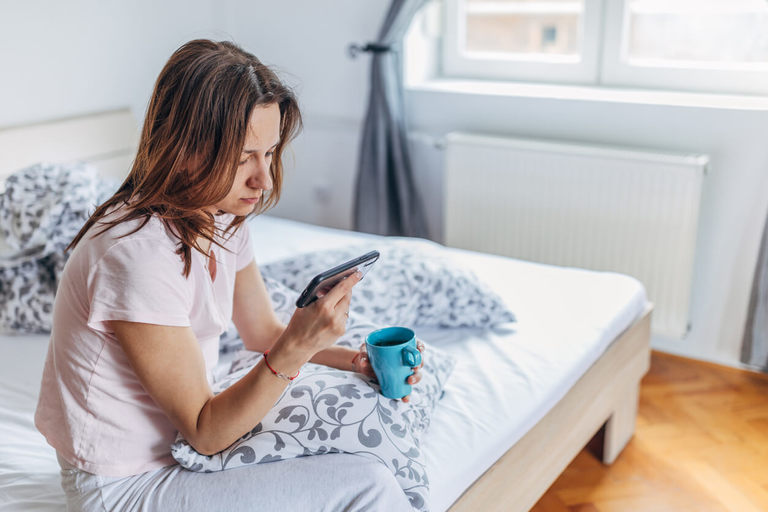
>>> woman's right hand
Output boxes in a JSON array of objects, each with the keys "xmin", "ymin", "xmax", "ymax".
[{"xmin": 278, "ymin": 271, "xmax": 362, "ymax": 358}]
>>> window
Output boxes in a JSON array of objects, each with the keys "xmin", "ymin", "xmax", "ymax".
[
  {"xmin": 442, "ymin": 0, "xmax": 768, "ymax": 95},
  {"xmin": 444, "ymin": 0, "xmax": 603, "ymax": 83}
]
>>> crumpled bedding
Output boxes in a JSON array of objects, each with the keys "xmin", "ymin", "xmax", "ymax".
[{"xmin": 0, "ymin": 162, "xmax": 117, "ymax": 333}]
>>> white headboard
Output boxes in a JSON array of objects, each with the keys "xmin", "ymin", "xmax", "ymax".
[{"xmin": 0, "ymin": 109, "xmax": 139, "ymax": 191}]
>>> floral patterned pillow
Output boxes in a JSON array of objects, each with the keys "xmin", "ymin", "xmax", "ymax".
[
  {"xmin": 0, "ymin": 162, "xmax": 117, "ymax": 333},
  {"xmin": 261, "ymin": 239, "xmax": 516, "ymax": 329},
  {"xmin": 172, "ymin": 341, "xmax": 455, "ymax": 512}
]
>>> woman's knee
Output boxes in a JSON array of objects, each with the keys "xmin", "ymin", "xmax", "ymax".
[{"xmin": 344, "ymin": 459, "xmax": 412, "ymax": 511}]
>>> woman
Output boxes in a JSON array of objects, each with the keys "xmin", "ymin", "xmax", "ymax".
[{"xmin": 35, "ymin": 39, "xmax": 419, "ymax": 511}]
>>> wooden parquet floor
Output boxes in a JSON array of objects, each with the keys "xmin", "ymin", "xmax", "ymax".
[{"xmin": 530, "ymin": 351, "xmax": 768, "ymax": 512}]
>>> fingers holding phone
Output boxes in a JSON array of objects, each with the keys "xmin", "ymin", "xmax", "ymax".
[
  {"xmin": 295, "ymin": 250, "xmax": 379, "ymax": 308},
  {"xmin": 276, "ymin": 251, "xmax": 378, "ymax": 358},
  {"xmin": 314, "ymin": 268, "xmax": 359, "ymax": 334},
  {"xmin": 317, "ymin": 268, "xmax": 361, "ymax": 310},
  {"xmin": 280, "ymin": 270, "xmax": 362, "ymax": 356}
]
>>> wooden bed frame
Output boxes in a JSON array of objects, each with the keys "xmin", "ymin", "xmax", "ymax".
[
  {"xmin": 450, "ymin": 305, "xmax": 652, "ymax": 511},
  {"xmin": 0, "ymin": 111, "xmax": 653, "ymax": 512}
]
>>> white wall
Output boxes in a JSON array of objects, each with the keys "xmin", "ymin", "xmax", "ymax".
[
  {"xmin": 0, "ymin": 0, "xmax": 381, "ymax": 227},
  {"xmin": 2, "ymin": 1, "xmax": 767, "ymax": 370},
  {"xmin": 0, "ymin": 0, "xmax": 228, "ymax": 127}
]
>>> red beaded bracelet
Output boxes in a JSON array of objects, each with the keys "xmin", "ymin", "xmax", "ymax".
[{"xmin": 262, "ymin": 350, "xmax": 299, "ymax": 382}]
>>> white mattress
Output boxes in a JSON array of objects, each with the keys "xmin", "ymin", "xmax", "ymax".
[
  {"xmin": 0, "ymin": 215, "xmax": 647, "ymax": 512},
  {"xmin": 0, "ymin": 332, "xmax": 63, "ymax": 512}
]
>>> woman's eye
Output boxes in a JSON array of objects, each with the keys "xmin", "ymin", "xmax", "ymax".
[{"xmin": 239, "ymin": 151, "xmax": 273, "ymax": 165}]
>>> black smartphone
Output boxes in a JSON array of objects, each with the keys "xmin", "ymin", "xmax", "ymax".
[{"xmin": 294, "ymin": 250, "xmax": 380, "ymax": 308}]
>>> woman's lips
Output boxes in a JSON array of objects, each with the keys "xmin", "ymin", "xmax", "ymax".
[{"xmin": 240, "ymin": 197, "xmax": 260, "ymax": 204}]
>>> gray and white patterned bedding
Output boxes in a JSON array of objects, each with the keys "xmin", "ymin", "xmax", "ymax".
[
  {"xmin": 173, "ymin": 337, "xmax": 455, "ymax": 512},
  {"xmin": 261, "ymin": 241, "xmax": 516, "ymax": 330},
  {"xmin": 0, "ymin": 162, "xmax": 117, "ymax": 332},
  {"xmin": 211, "ymin": 276, "xmax": 458, "ymax": 510},
  {"xmin": 1, "ymin": 163, "xmax": 515, "ymax": 338}
]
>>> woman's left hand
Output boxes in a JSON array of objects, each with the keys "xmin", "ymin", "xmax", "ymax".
[{"xmin": 353, "ymin": 340, "xmax": 426, "ymax": 403}]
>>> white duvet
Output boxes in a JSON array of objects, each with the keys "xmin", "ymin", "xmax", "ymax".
[{"xmin": 0, "ymin": 215, "xmax": 646, "ymax": 512}]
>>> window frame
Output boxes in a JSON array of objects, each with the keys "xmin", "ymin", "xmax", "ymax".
[
  {"xmin": 599, "ymin": 0, "xmax": 768, "ymax": 96},
  {"xmin": 442, "ymin": 0, "xmax": 605, "ymax": 84},
  {"xmin": 440, "ymin": 0, "xmax": 768, "ymax": 96}
]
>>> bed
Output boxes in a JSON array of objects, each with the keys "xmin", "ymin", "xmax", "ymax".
[{"xmin": 0, "ymin": 110, "xmax": 652, "ymax": 512}]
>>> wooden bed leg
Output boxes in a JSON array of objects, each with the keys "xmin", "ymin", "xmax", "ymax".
[{"xmin": 602, "ymin": 382, "xmax": 639, "ymax": 464}]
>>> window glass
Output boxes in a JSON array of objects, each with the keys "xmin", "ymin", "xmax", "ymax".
[
  {"xmin": 624, "ymin": 0, "xmax": 768, "ymax": 68},
  {"xmin": 464, "ymin": 0, "xmax": 584, "ymax": 59}
]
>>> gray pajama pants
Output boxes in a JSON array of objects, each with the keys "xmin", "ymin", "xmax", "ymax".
[{"xmin": 58, "ymin": 452, "xmax": 412, "ymax": 511}]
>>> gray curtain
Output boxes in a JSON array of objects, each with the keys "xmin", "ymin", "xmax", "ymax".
[
  {"xmin": 742, "ymin": 216, "xmax": 768, "ymax": 372},
  {"xmin": 353, "ymin": 0, "xmax": 429, "ymax": 237}
]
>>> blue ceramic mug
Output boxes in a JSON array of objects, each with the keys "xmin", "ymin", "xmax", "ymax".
[{"xmin": 365, "ymin": 327, "xmax": 422, "ymax": 399}]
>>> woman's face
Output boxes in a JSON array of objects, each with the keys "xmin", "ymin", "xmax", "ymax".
[{"xmin": 210, "ymin": 103, "xmax": 281, "ymax": 217}]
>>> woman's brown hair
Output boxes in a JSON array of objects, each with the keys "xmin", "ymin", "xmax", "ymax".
[{"xmin": 68, "ymin": 39, "xmax": 302, "ymax": 276}]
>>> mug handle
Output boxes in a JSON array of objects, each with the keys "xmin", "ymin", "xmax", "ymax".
[{"xmin": 401, "ymin": 346, "xmax": 422, "ymax": 368}]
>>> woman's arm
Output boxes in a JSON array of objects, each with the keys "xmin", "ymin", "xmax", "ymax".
[
  {"xmin": 231, "ymin": 260, "xmax": 423, "ymax": 393},
  {"xmin": 110, "ymin": 271, "xmax": 360, "ymax": 456},
  {"xmin": 310, "ymin": 345, "xmax": 361, "ymax": 371},
  {"xmin": 232, "ymin": 260, "xmax": 365, "ymax": 371},
  {"xmin": 231, "ymin": 260, "xmax": 284, "ymax": 352}
]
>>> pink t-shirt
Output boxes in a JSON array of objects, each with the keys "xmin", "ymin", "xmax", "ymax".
[{"xmin": 34, "ymin": 208, "xmax": 254, "ymax": 477}]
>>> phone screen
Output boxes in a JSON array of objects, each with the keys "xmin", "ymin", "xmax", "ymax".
[{"xmin": 295, "ymin": 250, "xmax": 379, "ymax": 308}]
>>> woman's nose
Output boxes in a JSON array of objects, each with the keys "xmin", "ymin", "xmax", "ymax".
[{"xmin": 248, "ymin": 159, "xmax": 273, "ymax": 190}]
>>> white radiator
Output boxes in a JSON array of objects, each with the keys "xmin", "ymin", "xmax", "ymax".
[{"xmin": 443, "ymin": 133, "xmax": 708, "ymax": 339}]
